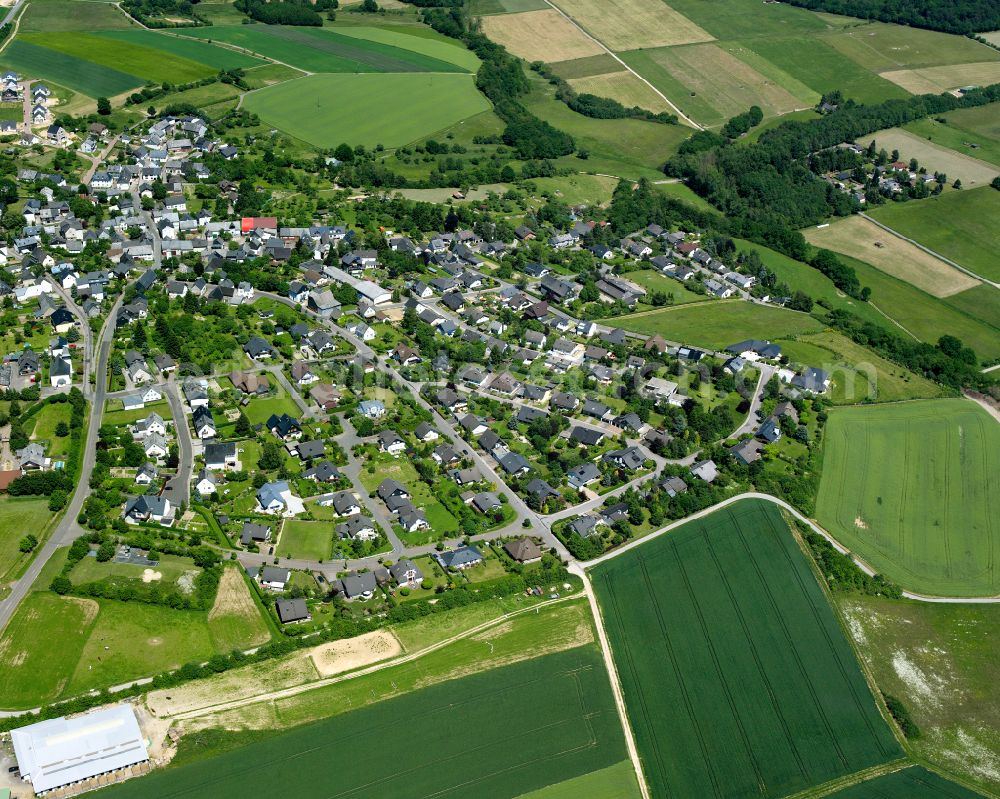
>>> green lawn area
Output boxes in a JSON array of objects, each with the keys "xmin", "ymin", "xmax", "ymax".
[
  {"xmin": 181, "ymin": 23, "xmax": 471, "ymax": 74},
  {"xmin": 18, "ymin": 31, "xmax": 220, "ymax": 84},
  {"xmin": 359, "ymin": 456, "xmax": 458, "ymax": 538},
  {"xmin": 653, "ymin": 180, "xmax": 719, "ymax": 211},
  {"xmin": 98, "ymin": 645, "xmax": 627, "ymax": 799},
  {"xmin": 243, "ymin": 72, "xmax": 491, "ymax": 149},
  {"xmin": 867, "ymin": 187, "xmax": 1000, "ymax": 283},
  {"xmin": 775, "ymin": 330, "xmax": 947, "ymax": 403},
  {"xmin": 69, "ymin": 553, "xmax": 198, "ymax": 588},
  {"xmin": 737, "ymin": 35, "xmax": 909, "ymax": 105},
  {"xmin": 821, "ymin": 21, "xmax": 1000, "ymax": 72},
  {"xmin": 592, "ymin": 499, "xmax": 902, "ymax": 799},
  {"xmin": 277, "ymin": 519, "xmax": 332, "ymax": 561},
  {"xmin": 817, "ymin": 399, "xmax": 1000, "ymax": 596},
  {"xmin": 522, "ymin": 75, "xmax": 688, "ymax": 180},
  {"xmin": 242, "ymin": 395, "xmax": 302, "ymax": 426},
  {"xmin": 0, "ymin": 496, "xmax": 58, "ymax": 584},
  {"xmin": 661, "ymin": 0, "xmax": 829, "ymax": 40},
  {"xmin": 610, "ymin": 300, "xmax": 824, "ymax": 350},
  {"xmin": 627, "ymin": 270, "xmax": 711, "ymax": 305},
  {"xmin": 28, "ymin": 401, "xmax": 73, "ymax": 457}
]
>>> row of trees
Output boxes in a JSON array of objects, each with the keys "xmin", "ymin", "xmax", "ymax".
[
  {"xmin": 234, "ymin": 0, "xmax": 323, "ymax": 25},
  {"xmin": 780, "ymin": 0, "xmax": 1000, "ymax": 35}
]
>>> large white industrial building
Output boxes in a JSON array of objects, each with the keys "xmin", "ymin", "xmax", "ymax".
[{"xmin": 11, "ymin": 704, "xmax": 149, "ymax": 795}]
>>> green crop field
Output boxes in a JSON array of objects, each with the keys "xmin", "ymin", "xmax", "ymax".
[
  {"xmin": 331, "ymin": 23, "xmax": 480, "ymax": 71},
  {"xmin": 181, "ymin": 24, "xmax": 471, "ymax": 73},
  {"xmin": 277, "ymin": 520, "xmax": 332, "ymax": 561},
  {"xmin": 0, "ymin": 496, "xmax": 56, "ymax": 584},
  {"xmin": 817, "ymin": 400, "xmax": 1000, "ymax": 596},
  {"xmin": 0, "ymin": 40, "xmax": 142, "ymax": 97},
  {"xmin": 96, "ymin": 29, "xmax": 265, "ymax": 70},
  {"xmin": 95, "ymin": 646, "xmax": 629, "ymax": 799},
  {"xmin": 592, "ymin": 499, "xmax": 902, "ymax": 799},
  {"xmin": 19, "ymin": 0, "xmax": 134, "ymax": 31},
  {"xmin": 610, "ymin": 300, "xmax": 824, "ymax": 350},
  {"xmin": 515, "ymin": 761, "xmax": 641, "ymax": 799},
  {"xmin": 18, "ymin": 31, "xmax": 220, "ymax": 84},
  {"xmin": 867, "ymin": 188, "xmax": 1000, "ymax": 284},
  {"xmin": 822, "ymin": 23, "xmax": 1000, "ymax": 72},
  {"xmin": 826, "ymin": 766, "xmax": 985, "ymax": 798},
  {"xmin": 660, "ymin": 0, "xmax": 829, "ymax": 40},
  {"xmin": 243, "ymin": 73, "xmax": 491, "ymax": 149}
]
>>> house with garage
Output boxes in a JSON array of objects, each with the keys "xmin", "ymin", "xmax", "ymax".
[
  {"xmin": 336, "ymin": 514, "xmax": 378, "ymax": 541},
  {"xmin": 436, "ymin": 545, "xmax": 483, "ymax": 571},
  {"xmin": 240, "ymin": 522, "xmax": 272, "ymax": 546},
  {"xmin": 205, "ymin": 441, "xmax": 238, "ymax": 471}
]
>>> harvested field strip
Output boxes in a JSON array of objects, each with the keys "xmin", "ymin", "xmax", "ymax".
[
  {"xmin": 568, "ymin": 71, "xmax": 670, "ymax": 113},
  {"xmin": 621, "ymin": 43, "xmax": 807, "ymax": 127},
  {"xmin": 550, "ymin": 0, "xmax": 714, "ymax": 50},
  {"xmin": 593, "ymin": 500, "xmax": 902, "ymax": 798},
  {"xmin": 95, "ymin": 29, "xmax": 265, "ymax": 70},
  {"xmin": 826, "ymin": 765, "xmax": 985, "ymax": 797},
  {"xmin": 805, "ymin": 216, "xmax": 980, "ymax": 298},
  {"xmin": 816, "ymin": 400, "xmax": 1000, "ymax": 596},
  {"xmin": 479, "ymin": 9, "xmax": 604, "ymax": 63},
  {"xmin": 0, "ymin": 40, "xmax": 142, "ymax": 97},
  {"xmin": 881, "ymin": 62, "xmax": 1000, "ymax": 95},
  {"xmin": 20, "ymin": 31, "xmax": 217, "ymax": 84},
  {"xmin": 100, "ymin": 647, "xmax": 629, "ymax": 799}
]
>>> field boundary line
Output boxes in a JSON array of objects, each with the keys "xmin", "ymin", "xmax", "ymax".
[
  {"xmin": 570, "ymin": 563, "xmax": 652, "ymax": 799},
  {"xmin": 781, "ymin": 759, "xmax": 911, "ymax": 799},
  {"xmin": 536, "ymin": 0, "xmax": 703, "ymax": 130},
  {"xmin": 580, "ymin": 493, "xmax": 1000, "ymax": 603},
  {"xmin": 859, "ymin": 212, "xmax": 1000, "ymax": 290}
]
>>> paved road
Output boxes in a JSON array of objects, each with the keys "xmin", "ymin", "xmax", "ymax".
[
  {"xmin": 730, "ymin": 363, "xmax": 775, "ymax": 439},
  {"xmin": 161, "ymin": 382, "xmax": 191, "ymax": 508}
]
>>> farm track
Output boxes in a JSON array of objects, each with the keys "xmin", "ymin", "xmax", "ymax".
[
  {"xmin": 161, "ymin": 592, "xmax": 582, "ymax": 722},
  {"xmin": 860, "ymin": 212, "xmax": 1000, "ymax": 290}
]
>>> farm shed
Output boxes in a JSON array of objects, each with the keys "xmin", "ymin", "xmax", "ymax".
[{"xmin": 11, "ymin": 704, "xmax": 148, "ymax": 795}]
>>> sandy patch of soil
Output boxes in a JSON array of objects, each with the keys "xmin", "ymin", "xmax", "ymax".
[
  {"xmin": 310, "ymin": 630, "xmax": 402, "ymax": 678},
  {"xmin": 142, "ymin": 569, "xmax": 162, "ymax": 583}
]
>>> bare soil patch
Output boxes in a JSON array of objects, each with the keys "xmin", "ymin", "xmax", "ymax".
[
  {"xmin": 479, "ymin": 9, "xmax": 604, "ymax": 63},
  {"xmin": 310, "ymin": 630, "xmax": 402, "ymax": 677}
]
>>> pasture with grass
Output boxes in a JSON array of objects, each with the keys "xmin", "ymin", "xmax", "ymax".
[
  {"xmin": 592, "ymin": 499, "xmax": 902, "ymax": 799},
  {"xmin": 610, "ymin": 300, "xmax": 824, "ymax": 350},
  {"xmin": 842, "ymin": 596, "xmax": 1000, "ymax": 796},
  {"xmin": 817, "ymin": 400, "xmax": 1000, "ymax": 596},
  {"xmin": 866, "ymin": 187, "xmax": 1000, "ymax": 284},
  {"xmin": 243, "ymin": 73, "xmax": 491, "ymax": 149}
]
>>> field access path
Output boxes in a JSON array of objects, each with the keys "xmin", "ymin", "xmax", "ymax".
[{"xmin": 539, "ymin": 0, "xmax": 702, "ymax": 130}]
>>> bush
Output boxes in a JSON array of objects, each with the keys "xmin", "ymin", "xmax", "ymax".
[{"xmin": 882, "ymin": 692, "xmax": 921, "ymax": 738}]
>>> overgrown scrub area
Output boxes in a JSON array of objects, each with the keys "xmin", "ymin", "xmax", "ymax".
[{"xmin": 592, "ymin": 499, "xmax": 902, "ymax": 798}]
